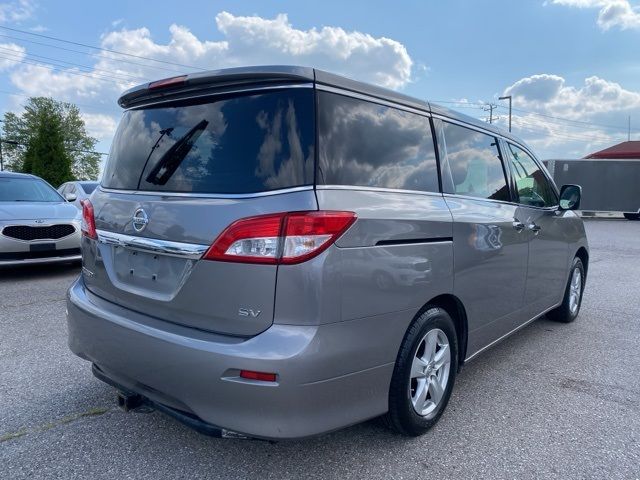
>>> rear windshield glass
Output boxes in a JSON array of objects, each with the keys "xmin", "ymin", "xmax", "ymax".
[
  {"xmin": 80, "ymin": 182, "xmax": 98, "ymax": 194},
  {"xmin": 102, "ymin": 88, "xmax": 315, "ymax": 194},
  {"xmin": 0, "ymin": 177, "xmax": 63, "ymax": 202}
]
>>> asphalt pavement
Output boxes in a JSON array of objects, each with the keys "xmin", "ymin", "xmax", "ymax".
[{"xmin": 1, "ymin": 219, "xmax": 639, "ymax": 479}]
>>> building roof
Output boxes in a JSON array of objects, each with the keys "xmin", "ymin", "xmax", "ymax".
[{"xmin": 585, "ymin": 141, "xmax": 640, "ymax": 159}]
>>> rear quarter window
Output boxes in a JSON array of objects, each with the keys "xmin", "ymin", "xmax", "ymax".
[
  {"xmin": 102, "ymin": 88, "xmax": 315, "ymax": 194},
  {"xmin": 317, "ymin": 91, "xmax": 439, "ymax": 193},
  {"xmin": 440, "ymin": 122, "xmax": 510, "ymax": 202}
]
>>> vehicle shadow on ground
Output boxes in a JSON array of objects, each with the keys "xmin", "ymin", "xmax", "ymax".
[{"xmin": 0, "ymin": 262, "xmax": 81, "ymax": 282}]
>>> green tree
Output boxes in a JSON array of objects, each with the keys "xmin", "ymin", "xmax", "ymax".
[
  {"xmin": 25, "ymin": 112, "xmax": 74, "ymax": 186},
  {"xmin": 1, "ymin": 97, "xmax": 101, "ymax": 182}
]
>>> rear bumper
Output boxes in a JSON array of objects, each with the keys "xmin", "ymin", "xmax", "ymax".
[{"xmin": 66, "ymin": 278, "xmax": 393, "ymax": 439}]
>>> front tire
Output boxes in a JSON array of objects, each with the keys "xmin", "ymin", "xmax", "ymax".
[
  {"xmin": 383, "ymin": 307, "xmax": 458, "ymax": 436},
  {"xmin": 548, "ymin": 257, "xmax": 585, "ymax": 323},
  {"xmin": 623, "ymin": 213, "xmax": 640, "ymax": 221}
]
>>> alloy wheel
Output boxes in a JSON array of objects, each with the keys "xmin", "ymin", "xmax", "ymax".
[{"xmin": 409, "ymin": 328, "xmax": 451, "ymax": 418}]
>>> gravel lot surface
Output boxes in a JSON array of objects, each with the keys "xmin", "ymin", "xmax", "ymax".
[{"xmin": 1, "ymin": 219, "xmax": 638, "ymax": 479}]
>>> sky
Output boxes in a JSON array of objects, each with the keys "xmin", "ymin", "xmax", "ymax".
[{"xmin": 0, "ymin": 0, "xmax": 639, "ymax": 162}]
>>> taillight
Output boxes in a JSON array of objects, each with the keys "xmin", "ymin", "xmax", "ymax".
[
  {"xmin": 203, "ymin": 211, "xmax": 356, "ymax": 265},
  {"xmin": 80, "ymin": 199, "xmax": 97, "ymax": 239}
]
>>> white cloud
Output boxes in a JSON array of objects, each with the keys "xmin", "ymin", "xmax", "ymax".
[
  {"xmin": 82, "ymin": 113, "xmax": 118, "ymax": 141},
  {"xmin": 0, "ymin": 0, "xmax": 34, "ymax": 23},
  {"xmin": 214, "ymin": 12, "xmax": 412, "ymax": 89},
  {"xmin": 500, "ymin": 74, "xmax": 640, "ymax": 157},
  {"xmin": 10, "ymin": 64, "xmax": 113, "ymax": 99},
  {"xmin": 0, "ymin": 43, "xmax": 25, "ymax": 70},
  {"xmin": 549, "ymin": 0, "xmax": 640, "ymax": 30},
  {"xmin": 7, "ymin": 11, "xmax": 414, "ymax": 145},
  {"xmin": 504, "ymin": 74, "xmax": 640, "ymax": 116}
]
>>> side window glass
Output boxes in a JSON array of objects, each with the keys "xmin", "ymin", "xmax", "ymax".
[
  {"xmin": 317, "ymin": 92, "xmax": 439, "ymax": 193},
  {"xmin": 441, "ymin": 122, "xmax": 510, "ymax": 202},
  {"xmin": 507, "ymin": 144, "xmax": 557, "ymax": 207}
]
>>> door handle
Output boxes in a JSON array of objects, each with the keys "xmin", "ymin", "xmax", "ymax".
[
  {"xmin": 512, "ymin": 221, "xmax": 525, "ymax": 232},
  {"xmin": 527, "ymin": 223, "xmax": 541, "ymax": 234}
]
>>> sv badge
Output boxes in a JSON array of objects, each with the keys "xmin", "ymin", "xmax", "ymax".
[{"xmin": 238, "ymin": 308, "xmax": 261, "ymax": 318}]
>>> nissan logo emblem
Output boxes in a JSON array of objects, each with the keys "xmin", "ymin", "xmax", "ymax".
[{"xmin": 132, "ymin": 208, "xmax": 149, "ymax": 232}]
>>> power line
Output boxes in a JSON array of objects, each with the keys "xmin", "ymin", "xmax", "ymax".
[
  {"xmin": 0, "ymin": 32, "xmax": 190, "ymax": 75},
  {"xmin": 496, "ymin": 104, "xmax": 634, "ymax": 132},
  {"xmin": 434, "ymin": 101, "xmax": 621, "ymax": 142},
  {"xmin": 433, "ymin": 99, "xmax": 637, "ymax": 133},
  {"xmin": 0, "ymin": 51, "xmax": 140, "ymax": 85},
  {"xmin": 0, "ymin": 45, "xmax": 147, "ymax": 82},
  {"xmin": 510, "ymin": 118, "xmax": 617, "ymax": 143},
  {"xmin": 0, "ymin": 25, "xmax": 207, "ymax": 71},
  {"xmin": 433, "ymin": 100, "xmax": 628, "ymax": 134},
  {"xmin": 0, "ymin": 88, "xmax": 121, "ymax": 114}
]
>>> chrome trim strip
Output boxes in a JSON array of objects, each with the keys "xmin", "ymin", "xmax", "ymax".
[
  {"xmin": 464, "ymin": 303, "xmax": 560, "ymax": 363},
  {"xmin": 316, "ymin": 84, "xmax": 431, "ymax": 117},
  {"xmin": 127, "ymin": 83, "xmax": 314, "ymax": 110},
  {"xmin": 315, "ymin": 185, "xmax": 443, "ymax": 197},
  {"xmin": 98, "ymin": 185, "xmax": 314, "ymax": 199},
  {"xmin": 442, "ymin": 192, "xmax": 558, "ymax": 211},
  {"xmin": 96, "ymin": 230, "xmax": 208, "ymax": 260}
]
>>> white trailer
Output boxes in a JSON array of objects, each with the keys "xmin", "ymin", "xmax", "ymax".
[{"xmin": 545, "ymin": 158, "xmax": 640, "ymax": 220}]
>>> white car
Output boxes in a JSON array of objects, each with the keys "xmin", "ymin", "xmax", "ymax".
[
  {"xmin": 58, "ymin": 181, "xmax": 99, "ymax": 210},
  {"xmin": 0, "ymin": 171, "xmax": 81, "ymax": 266}
]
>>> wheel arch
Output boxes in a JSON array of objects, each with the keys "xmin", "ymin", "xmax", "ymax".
[
  {"xmin": 419, "ymin": 294, "xmax": 469, "ymax": 371},
  {"xmin": 575, "ymin": 246, "xmax": 589, "ymax": 278}
]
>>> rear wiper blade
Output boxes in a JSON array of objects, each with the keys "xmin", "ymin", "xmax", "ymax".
[{"xmin": 145, "ymin": 119, "xmax": 209, "ymax": 186}]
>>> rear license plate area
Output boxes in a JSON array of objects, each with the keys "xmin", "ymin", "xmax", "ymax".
[{"xmin": 118, "ymin": 248, "xmax": 160, "ymax": 280}]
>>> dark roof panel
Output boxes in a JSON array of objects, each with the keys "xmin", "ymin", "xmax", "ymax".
[{"xmin": 314, "ymin": 69, "xmax": 430, "ymax": 112}]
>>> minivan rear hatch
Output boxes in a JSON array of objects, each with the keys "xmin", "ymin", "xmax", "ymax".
[{"xmin": 83, "ymin": 85, "xmax": 317, "ymax": 336}]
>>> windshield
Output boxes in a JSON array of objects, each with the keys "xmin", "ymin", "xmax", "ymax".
[
  {"xmin": 0, "ymin": 177, "xmax": 64, "ymax": 202},
  {"xmin": 102, "ymin": 88, "xmax": 315, "ymax": 194}
]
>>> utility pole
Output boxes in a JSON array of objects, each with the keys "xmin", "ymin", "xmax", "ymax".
[
  {"xmin": 0, "ymin": 119, "xmax": 4, "ymax": 171},
  {"xmin": 628, "ymin": 115, "xmax": 631, "ymax": 142},
  {"xmin": 499, "ymin": 95, "xmax": 512, "ymax": 132},
  {"xmin": 483, "ymin": 103, "xmax": 498, "ymax": 124}
]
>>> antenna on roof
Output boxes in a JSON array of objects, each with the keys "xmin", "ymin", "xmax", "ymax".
[{"xmin": 628, "ymin": 116, "xmax": 631, "ymax": 142}]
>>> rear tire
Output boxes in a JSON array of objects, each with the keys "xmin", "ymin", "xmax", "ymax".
[
  {"xmin": 623, "ymin": 213, "xmax": 640, "ymax": 221},
  {"xmin": 383, "ymin": 307, "xmax": 458, "ymax": 436},
  {"xmin": 548, "ymin": 257, "xmax": 585, "ymax": 323}
]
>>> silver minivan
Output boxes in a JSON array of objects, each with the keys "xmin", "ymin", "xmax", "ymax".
[{"xmin": 67, "ymin": 66, "xmax": 588, "ymax": 440}]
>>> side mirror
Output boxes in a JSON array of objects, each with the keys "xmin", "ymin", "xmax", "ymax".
[
  {"xmin": 559, "ymin": 184, "xmax": 581, "ymax": 210},
  {"xmin": 65, "ymin": 193, "xmax": 77, "ymax": 202}
]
